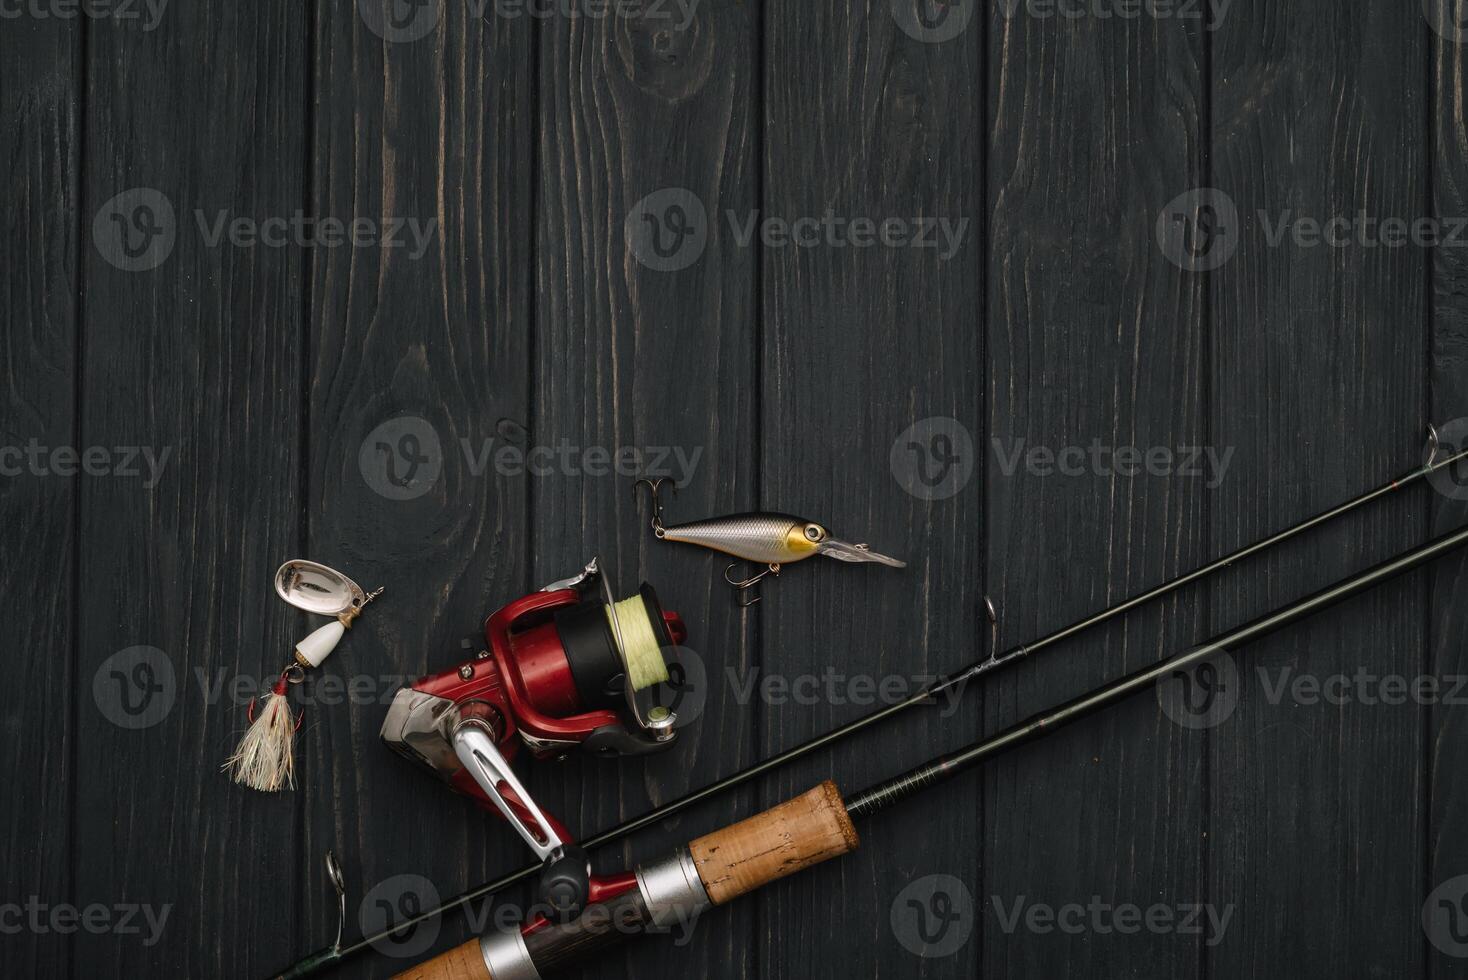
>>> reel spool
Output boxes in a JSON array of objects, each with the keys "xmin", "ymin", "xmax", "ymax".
[{"xmin": 380, "ymin": 559, "xmax": 688, "ymax": 913}]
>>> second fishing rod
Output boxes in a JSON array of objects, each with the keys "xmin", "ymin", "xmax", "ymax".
[
  {"xmin": 393, "ymin": 520, "xmax": 1468, "ymax": 980},
  {"xmin": 274, "ymin": 433, "xmax": 1468, "ymax": 978}
]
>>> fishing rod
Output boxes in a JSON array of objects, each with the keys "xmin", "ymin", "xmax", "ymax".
[
  {"xmin": 395, "ymin": 522, "xmax": 1468, "ymax": 980},
  {"xmin": 274, "ymin": 433, "xmax": 1468, "ymax": 978}
]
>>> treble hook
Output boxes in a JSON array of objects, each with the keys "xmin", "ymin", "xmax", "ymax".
[
  {"xmin": 1427, "ymin": 423, "xmax": 1443, "ymax": 469},
  {"xmin": 633, "ymin": 477, "xmax": 676, "ymax": 537},
  {"xmin": 724, "ymin": 562, "xmax": 781, "ymax": 607}
]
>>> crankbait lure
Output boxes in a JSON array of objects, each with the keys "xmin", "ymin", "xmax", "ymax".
[{"xmin": 634, "ymin": 479, "xmax": 905, "ymax": 604}]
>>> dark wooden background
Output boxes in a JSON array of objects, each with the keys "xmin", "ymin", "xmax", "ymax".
[{"xmin": 4, "ymin": 1, "xmax": 1468, "ymax": 978}]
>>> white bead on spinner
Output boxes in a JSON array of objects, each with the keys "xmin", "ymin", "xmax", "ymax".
[{"xmin": 294, "ymin": 613, "xmax": 351, "ymax": 668}]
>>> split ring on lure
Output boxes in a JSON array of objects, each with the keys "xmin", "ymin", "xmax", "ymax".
[{"xmin": 634, "ymin": 478, "xmax": 906, "ymax": 605}]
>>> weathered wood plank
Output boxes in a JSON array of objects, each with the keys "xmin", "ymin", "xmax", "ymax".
[
  {"xmin": 1426, "ymin": 4, "xmax": 1468, "ymax": 976},
  {"xmin": 0, "ymin": 14, "xmax": 78, "ymax": 980},
  {"xmin": 531, "ymin": 2, "xmax": 758, "ymax": 977},
  {"xmin": 301, "ymin": 4, "xmax": 535, "ymax": 976},
  {"xmin": 74, "ymin": 4, "xmax": 307, "ymax": 977},
  {"xmin": 983, "ymin": 6, "xmax": 1207, "ymax": 978},
  {"xmin": 1209, "ymin": 3, "xmax": 1428, "ymax": 975},
  {"xmin": 760, "ymin": 4, "xmax": 982, "ymax": 977}
]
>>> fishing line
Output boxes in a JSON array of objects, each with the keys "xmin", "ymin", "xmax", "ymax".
[{"xmin": 608, "ymin": 593, "xmax": 669, "ymax": 691}]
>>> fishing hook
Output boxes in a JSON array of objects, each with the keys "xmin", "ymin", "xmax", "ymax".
[
  {"xmin": 633, "ymin": 477, "xmax": 676, "ymax": 537},
  {"xmin": 1427, "ymin": 423, "xmax": 1442, "ymax": 469},
  {"xmin": 724, "ymin": 562, "xmax": 781, "ymax": 607}
]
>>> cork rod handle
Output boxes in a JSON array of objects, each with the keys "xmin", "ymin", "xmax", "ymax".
[
  {"xmin": 688, "ymin": 779, "xmax": 860, "ymax": 905},
  {"xmin": 390, "ymin": 938, "xmax": 490, "ymax": 980}
]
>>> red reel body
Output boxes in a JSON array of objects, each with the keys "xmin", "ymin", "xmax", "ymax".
[{"xmin": 381, "ymin": 561, "xmax": 688, "ymax": 878}]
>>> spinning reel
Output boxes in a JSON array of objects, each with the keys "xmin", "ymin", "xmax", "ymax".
[{"xmin": 380, "ymin": 559, "xmax": 688, "ymax": 916}]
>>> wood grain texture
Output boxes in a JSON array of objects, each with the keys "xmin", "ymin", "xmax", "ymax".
[
  {"xmin": 1427, "ymin": 5, "xmax": 1468, "ymax": 977},
  {"xmin": 2, "ymin": 2, "xmax": 1463, "ymax": 978},
  {"xmin": 983, "ymin": 6, "xmax": 1207, "ymax": 979},
  {"xmin": 303, "ymin": 4, "xmax": 534, "ymax": 976},
  {"xmin": 1210, "ymin": 1, "xmax": 1428, "ymax": 975},
  {"xmin": 532, "ymin": 1, "xmax": 759, "ymax": 979},
  {"xmin": 0, "ymin": 14, "xmax": 77, "ymax": 980},
  {"xmin": 760, "ymin": 3, "xmax": 982, "ymax": 978},
  {"xmin": 75, "ymin": 4, "xmax": 307, "ymax": 978}
]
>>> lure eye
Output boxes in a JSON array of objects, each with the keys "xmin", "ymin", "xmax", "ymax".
[{"xmin": 804, "ymin": 524, "xmax": 825, "ymax": 542}]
